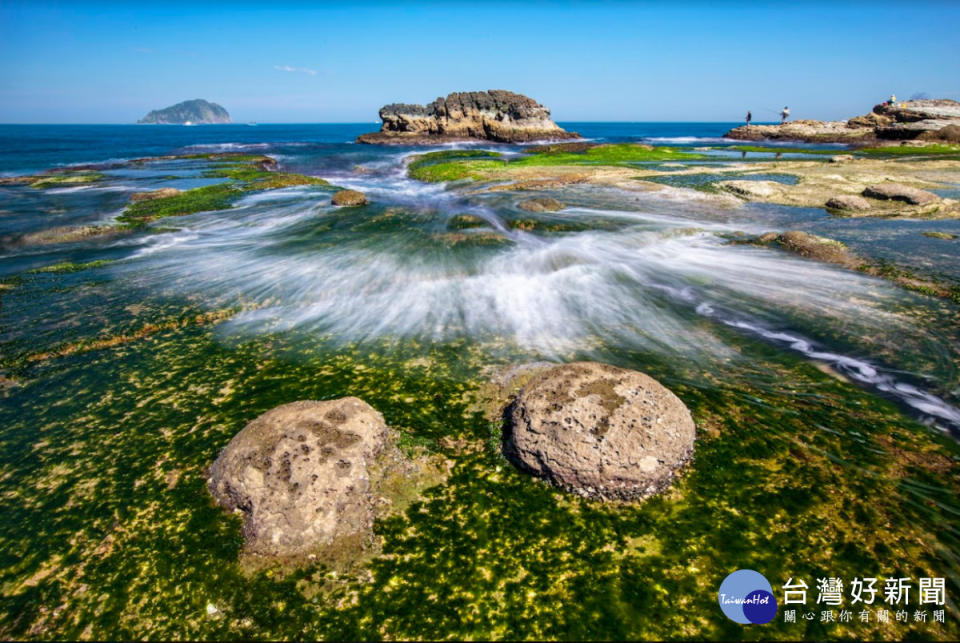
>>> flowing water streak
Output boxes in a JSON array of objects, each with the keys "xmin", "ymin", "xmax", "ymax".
[{"xmin": 113, "ymin": 145, "xmax": 960, "ymax": 434}]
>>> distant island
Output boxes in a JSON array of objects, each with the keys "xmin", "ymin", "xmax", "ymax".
[
  {"xmin": 356, "ymin": 90, "xmax": 579, "ymax": 144},
  {"xmin": 137, "ymin": 99, "xmax": 231, "ymax": 125}
]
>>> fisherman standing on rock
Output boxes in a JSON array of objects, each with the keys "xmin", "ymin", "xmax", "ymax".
[{"xmin": 780, "ymin": 106, "xmax": 790, "ymax": 124}]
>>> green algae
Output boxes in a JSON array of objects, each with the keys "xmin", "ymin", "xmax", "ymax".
[
  {"xmin": 0, "ymin": 257, "xmax": 958, "ymax": 640},
  {"xmin": 119, "ymin": 157, "xmax": 331, "ymax": 226},
  {"xmin": 118, "ymin": 183, "xmax": 240, "ymax": 225},
  {"xmin": 28, "ymin": 260, "xmax": 115, "ymax": 274},
  {"xmin": 407, "ymin": 144, "xmax": 703, "ymax": 183},
  {"xmin": 857, "ymin": 144, "xmax": 960, "ymax": 156}
]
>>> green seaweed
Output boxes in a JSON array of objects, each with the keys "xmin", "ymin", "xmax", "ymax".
[
  {"xmin": 28, "ymin": 260, "xmax": 114, "ymax": 274},
  {"xmin": 407, "ymin": 144, "xmax": 704, "ymax": 183}
]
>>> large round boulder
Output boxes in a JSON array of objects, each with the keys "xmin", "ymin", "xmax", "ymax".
[
  {"xmin": 504, "ymin": 362, "xmax": 696, "ymax": 500},
  {"xmin": 207, "ymin": 398, "xmax": 388, "ymax": 558}
]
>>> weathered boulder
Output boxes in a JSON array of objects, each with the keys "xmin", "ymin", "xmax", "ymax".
[
  {"xmin": 504, "ymin": 362, "xmax": 696, "ymax": 501},
  {"xmin": 517, "ymin": 197, "xmax": 565, "ymax": 212},
  {"xmin": 825, "ymin": 194, "xmax": 872, "ymax": 212},
  {"xmin": 357, "ymin": 90, "xmax": 580, "ymax": 144},
  {"xmin": 207, "ymin": 398, "xmax": 389, "ymax": 558},
  {"xmin": 130, "ymin": 187, "xmax": 182, "ymax": 202},
  {"xmin": 862, "ymin": 183, "xmax": 940, "ymax": 206},
  {"xmin": 331, "ymin": 189, "xmax": 368, "ymax": 206},
  {"xmin": 773, "ymin": 230, "xmax": 858, "ymax": 267}
]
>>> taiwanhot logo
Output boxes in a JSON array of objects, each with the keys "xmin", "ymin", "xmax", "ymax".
[{"xmin": 718, "ymin": 569, "xmax": 778, "ymax": 624}]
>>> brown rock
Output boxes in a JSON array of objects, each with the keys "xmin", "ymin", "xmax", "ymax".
[
  {"xmin": 207, "ymin": 398, "xmax": 388, "ymax": 558},
  {"xmin": 331, "ymin": 189, "xmax": 368, "ymax": 206},
  {"xmin": 774, "ymin": 230, "xmax": 858, "ymax": 267},
  {"xmin": 517, "ymin": 197, "xmax": 565, "ymax": 212},
  {"xmin": 357, "ymin": 90, "xmax": 580, "ymax": 144},
  {"xmin": 825, "ymin": 195, "xmax": 872, "ymax": 211},
  {"xmin": 129, "ymin": 187, "xmax": 182, "ymax": 202},
  {"xmin": 918, "ymin": 124, "xmax": 960, "ymax": 143},
  {"xmin": 862, "ymin": 183, "xmax": 940, "ymax": 206},
  {"xmin": 504, "ymin": 362, "xmax": 696, "ymax": 501}
]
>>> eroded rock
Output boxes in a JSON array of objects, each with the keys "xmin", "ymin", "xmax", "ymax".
[
  {"xmin": 825, "ymin": 194, "xmax": 872, "ymax": 212},
  {"xmin": 862, "ymin": 183, "xmax": 940, "ymax": 206},
  {"xmin": 504, "ymin": 362, "xmax": 696, "ymax": 501},
  {"xmin": 357, "ymin": 90, "xmax": 579, "ymax": 144},
  {"xmin": 517, "ymin": 197, "xmax": 565, "ymax": 212},
  {"xmin": 208, "ymin": 398, "xmax": 407, "ymax": 559}
]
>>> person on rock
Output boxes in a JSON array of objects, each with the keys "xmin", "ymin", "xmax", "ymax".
[
  {"xmin": 888, "ymin": 94, "xmax": 897, "ymax": 105},
  {"xmin": 780, "ymin": 106, "xmax": 790, "ymax": 124},
  {"xmin": 746, "ymin": 110, "xmax": 752, "ymax": 125}
]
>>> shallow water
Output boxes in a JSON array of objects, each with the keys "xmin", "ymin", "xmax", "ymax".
[{"xmin": 1, "ymin": 124, "xmax": 958, "ymax": 640}]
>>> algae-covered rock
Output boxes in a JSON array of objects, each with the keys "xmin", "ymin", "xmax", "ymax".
[
  {"xmin": 331, "ymin": 189, "xmax": 368, "ymax": 207},
  {"xmin": 517, "ymin": 197, "xmax": 565, "ymax": 212},
  {"xmin": 774, "ymin": 230, "xmax": 859, "ymax": 267},
  {"xmin": 862, "ymin": 183, "xmax": 940, "ymax": 206},
  {"xmin": 504, "ymin": 362, "xmax": 696, "ymax": 501},
  {"xmin": 208, "ymin": 398, "xmax": 389, "ymax": 558}
]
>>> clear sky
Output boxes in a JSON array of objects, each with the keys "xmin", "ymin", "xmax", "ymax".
[{"xmin": 1, "ymin": 0, "xmax": 958, "ymax": 123}]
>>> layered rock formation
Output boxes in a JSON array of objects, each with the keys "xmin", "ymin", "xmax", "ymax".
[
  {"xmin": 724, "ymin": 99, "xmax": 960, "ymax": 144},
  {"xmin": 356, "ymin": 90, "xmax": 579, "ymax": 144},
  {"xmin": 138, "ymin": 99, "xmax": 231, "ymax": 124},
  {"xmin": 503, "ymin": 362, "xmax": 696, "ymax": 501}
]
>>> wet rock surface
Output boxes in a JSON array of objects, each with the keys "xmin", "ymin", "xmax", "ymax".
[
  {"xmin": 357, "ymin": 90, "xmax": 579, "ymax": 144},
  {"xmin": 207, "ymin": 398, "xmax": 389, "ymax": 558},
  {"xmin": 503, "ymin": 362, "xmax": 696, "ymax": 501},
  {"xmin": 517, "ymin": 197, "xmax": 565, "ymax": 212},
  {"xmin": 862, "ymin": 182, "xmax": 940, "ymax": 206},
  {"xmin": 825, "ymin": 194, "xmax": 872, "ymax": 212}
]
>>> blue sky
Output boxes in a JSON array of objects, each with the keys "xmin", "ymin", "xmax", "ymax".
[{"xmin": 1, "ymin": 1, "xmax": 958, "ymax": 123}]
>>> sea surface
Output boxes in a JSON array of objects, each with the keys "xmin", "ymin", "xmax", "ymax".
[{"xmin": 1, "ymin": 123, "xmax": 958, "ymax": 640}]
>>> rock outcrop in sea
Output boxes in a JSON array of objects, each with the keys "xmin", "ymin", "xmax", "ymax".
[
  {"xmin": 356, "ymin": 90, "xmax": 579, "ymax": 144},
  {"xmin": 503, "ymin": 362, "xmax": 696, "ymax": 501},
  {"xmin": 138, "ymin": 99, "xmax": 231, "ymax": 124},
  {"xmin": 724, "ymin": 99, "xmax": 960, "ymax": 144}
]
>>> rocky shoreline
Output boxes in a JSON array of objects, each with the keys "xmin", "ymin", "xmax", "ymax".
[{"xmin": 725, "ymin": 99, "xmax": 960, "ymax": 145}]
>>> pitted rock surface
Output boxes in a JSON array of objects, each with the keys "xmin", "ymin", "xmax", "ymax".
[
  {"xmin": 356, "ymin": 90, "xmax": 579, "ymax": 144},
  {"xmin": 504, "ymin": 362, "xmax": 696, "ymax": 500},
  {"xmin": 207, "ymin": 398, "xmax": 388, "ymax": 557}
]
